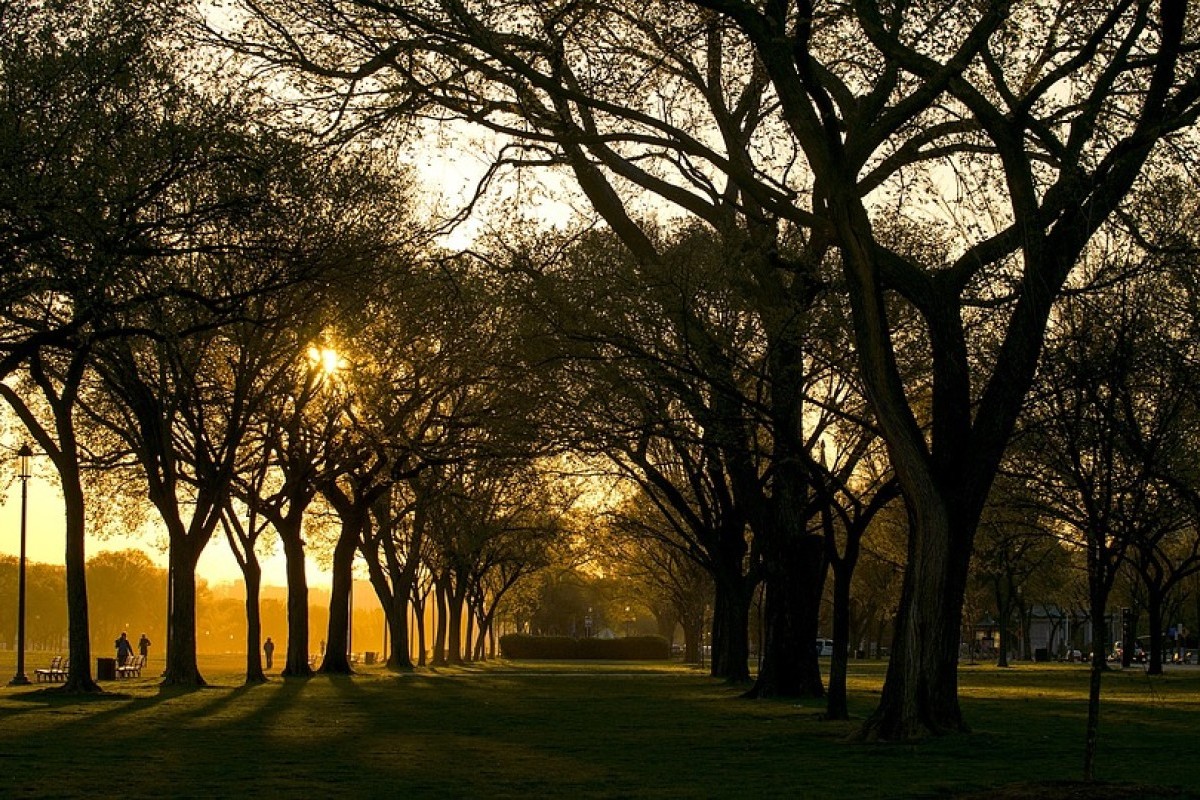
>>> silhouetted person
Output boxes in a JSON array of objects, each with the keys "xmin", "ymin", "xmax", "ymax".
[
  {"xmin": 264, "ymin": 637, "xmax": 275, "ymax": 670},
  {"xmin": 115, "ymin": 632, "xmax": 134, "ymax": 666},
  {"xmin": 138, "ymin": 633, "xmax": 151, "ymax": 660}
]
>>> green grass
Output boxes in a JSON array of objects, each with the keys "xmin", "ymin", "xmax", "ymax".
[{"xmin": 1, "ymin": 651, "xmax": 1198, "ymax": 798}]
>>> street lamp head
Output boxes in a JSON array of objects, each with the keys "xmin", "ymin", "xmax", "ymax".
[{"xmin": 16, "ymin": 443, "xmax": 32, "ymax": 480}]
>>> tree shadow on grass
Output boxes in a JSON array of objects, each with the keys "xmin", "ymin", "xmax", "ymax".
[
  {"xmin": 5, "ymin": 686, "xmax": 137, "ymax": 707},
  {"xmin": 3, "ymin": 677, "xmax": 276, "ymax": 734},
  {"xmin": 954, "ymin": 780, "xmax": 1190, "ymax": 799}
]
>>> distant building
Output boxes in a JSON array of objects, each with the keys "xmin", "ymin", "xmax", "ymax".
[{"xmin": 1026, "ymin": 605, "xmax": 1118, "ymax": 659}]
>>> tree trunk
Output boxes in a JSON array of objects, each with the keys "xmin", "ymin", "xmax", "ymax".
[
  {"xmin": 431, "ymin": 577, "xmax": 448, "ymax": 666},
  {"xmin": 162, "ymin": 540, "xmax": 205, "ymax": 686},
  {"xmin": 859, "ymin": 506, "xmax": 971, "ymax": 740},
  {"xmin": 1146, "ymin": 595, "xmax": 1164, "ymax": 676},
  {"xmin": 474, "ymin": 607, "xmax": 491, "ymax": 662},
  {"xmin": 321, "ymin": 517, "xmax": 360, "ymax": 674},
  {"xmin": 446, "ymin": 580, "xmax": 467, "ymax": 666},
  {"xmin": 363, "ymin": 499, "xmax": 420, "ymax": 672},
  {"xmin": 463, "ymin": 600, "xmax": 476, "ymax": 662},
  {"xmin": 1083, "ymin": 594, "xmax": 1111, "ymax": 781},
  {"xmin": 58, "ymin": 467, "xmax": 99, "ymax": 693},
  {"xmin": 370, "ymin": 566, "xmax": 415, "ymax": 672},
  {"xmin": 682, "ymin": 609, "xmax": 705, "ymax": 664},
  {"xmin": 825, "ymin": 556, "xmax": 853, "ymax": 720},
  {"xmin": 243, "ymin": 559, "xmax": 266, "ymax": 683},
  {"xmin": 710, "ymin": 574, "xmax": 753, "ymax": 682},
  {"xmin": 995, "ymin": 602, "xmax": 1011, "ymax": 668},
  {"xmin": 387, "ymin": 596, "xmax": 412, "ymax": 670},
  {"xmin": 746, "ymin": 532, "xmax": 825, "ymax": 699},
  {"xmin": 414, "ymin": 590, "xmax": 428, "ymax": 667},
  {"xmin": 1121, "ymin": 606, "xmax": 1140, "ymax": 669},
  {"xmin": 280, "ymin": 523, "xmax": 312, "ymax": 677}
]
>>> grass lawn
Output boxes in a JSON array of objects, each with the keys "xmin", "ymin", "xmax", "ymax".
[{"xmin": 1, "ymin": 651, "xmax": 1197, "ymax": 798}]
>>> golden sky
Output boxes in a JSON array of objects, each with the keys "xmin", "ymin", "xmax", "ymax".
[{"xmin": 0, "ymin": 477, "xmax": 315, "ymax": 590}]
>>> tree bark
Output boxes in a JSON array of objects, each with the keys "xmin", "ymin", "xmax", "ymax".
[
  {"xmin": 364, "ymin": 550, "xmax": 416, "ymax": 672},
  {"xmin": 59, "ymin": 465, "xmax": 99, "ymax": 692},
  {"xmin": 162, "ymin": 539, "xmax": 205, "ymax": 686},
  {"xmin": 463, "ymin": 598, "xmax": 476, "ymax": 662},
  {"xmin": 746, "ymin": 532, "xmax": 825, "ymax": 699},
  {"xmin": 1083, "ymin": 595, "xmax": 1111, "ymax": 781},
  {"xmin": 243, "ymin": 559, "xmax": 267, "ymax": 683},
  {"xmin": 859, "ymin": 504, "xmax": 972, "ymax": 740},
  {"xmin": 446, "ymin": 578, "xmax": 468, "ymax": 666},
  {"xmin": 320, "ymin": 514, "xmax": 361, "ymax": 674},
  {"xmin": 1146, "ymin": 597, "xmax": 1164, "ymax": 676},
  {"xmin": 1121, "ymin": 606, "xmax": 1140, "ymax": 669},
  {"xmin": 995, "ymin": 599, "xmax": 1011, "ymax": 668},
  {"xmin": 414, "ymin": 586, "xmax": 428, "ymax": 667},
  {"xmin": 430, "ymin": 575, "xmax": 448, "ymax": 666},
  {"xmin": 825, "ymin": 555, "xmax": 853, "ymax": 720},
  {"xmin": 388, "ymin": 600, "xmax": 412, "ymax": 670},
  {"xmin": 682, "ymin": 609, "xmax": 705, "ymax": 664},
  {"xmin": 280, "ymin": 522, "xmax": 313, "ymax": 677},
  {"xmin": 710, "ymin": 574, "xmax": 753, "ymax": 682}
]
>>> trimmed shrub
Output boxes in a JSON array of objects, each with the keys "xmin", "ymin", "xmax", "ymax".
[
  {"xmin": 499, "ymin": 635, "xmax": 579, "ymax": 659},
  {"xmin": 500, "ymin": 634, "xmax": 670, "ymax": 660}
]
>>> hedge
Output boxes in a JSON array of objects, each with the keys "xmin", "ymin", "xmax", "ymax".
[{"xmin": 500, "ymin": 634, "xmax": 670, "ymax": 660}]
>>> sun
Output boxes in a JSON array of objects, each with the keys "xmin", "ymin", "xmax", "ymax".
[{"xmin": 307, "ymin": 345, "xmax": 345, "ymax": 376}]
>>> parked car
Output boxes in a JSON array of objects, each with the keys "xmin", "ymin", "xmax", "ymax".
[{"xmin": 1109, "ymin": 641, "xmax": 1147, "ymax": 663}]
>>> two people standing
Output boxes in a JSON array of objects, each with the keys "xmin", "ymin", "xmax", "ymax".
[{"xmin": 113, "ymin": 631, "xmax": 150, "ymax": 666}]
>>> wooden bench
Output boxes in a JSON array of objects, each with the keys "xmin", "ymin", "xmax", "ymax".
[
  {"xmin": 35, "ymin": 655, "xmax": 66, "ymax": 683},
  {"xmin": 116, "ymin": 654, "xmax": 145, "ymax": 678}
]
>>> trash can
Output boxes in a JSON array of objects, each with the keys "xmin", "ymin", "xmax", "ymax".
[
  {"xmin": 96, "ymin": 657, "xmax": 116, "ymax": 680},
  {"xmin": 1034, "ymin": 647, "xmax": 1049, "ymax": 663},
  {"xmin": 364, "ymin": 651, "xmax": 377, "ymax": 665}
]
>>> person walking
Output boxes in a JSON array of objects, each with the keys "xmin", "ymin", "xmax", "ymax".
[
  {"xmin": 114, "ymin": 632, "xmax": 134, "ymax": 666},
  {"xmin": 264, "ymin": 637, "xmax": 275, "ymax": 670},
  {"xmin": 138, "ymin": 633, "xmax": 151, "ymax": 660}
]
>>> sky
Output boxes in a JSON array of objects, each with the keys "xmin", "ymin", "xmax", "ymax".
[
  {"xmin": 0, "ymin": 471, "xmax": 312, "ymax": 591},
  {"xmin": 0, "ymin": 128, "xmax": 562, "ymax": 596}
]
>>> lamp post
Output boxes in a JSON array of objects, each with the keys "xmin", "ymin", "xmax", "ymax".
[
  {"xmin": 347, "ymin": 576, "xmax": 354, "ymax": 661},
  {"xmin": 8, "ymin": 444, "xmax": 32, "ymax": 686}
]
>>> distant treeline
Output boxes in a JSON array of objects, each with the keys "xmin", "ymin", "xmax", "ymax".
[{"xmin": 0, "ymin": 550, "xmax": 372, "ymax": 658}]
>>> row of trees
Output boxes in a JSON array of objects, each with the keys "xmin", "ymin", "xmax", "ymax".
[
  {"xmin": 209, "ymin": 0, "xmax": 1200, "ymax": 752},
  {"xmin": 5, "ymin": 0, "xmax": 1200, "ymax": 765},
  {"xmin": 1, "ymin": 0, "xmax": 574, "ymax": 692}
]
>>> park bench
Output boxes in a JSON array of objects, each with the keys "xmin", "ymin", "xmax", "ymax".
[
  {"xmin": 34, "ymin": 655, "xmax": 66, "ymax": 683},
  {"xmin": 116, "ymin": 654, "xmax": 145, "ymax": 678}
]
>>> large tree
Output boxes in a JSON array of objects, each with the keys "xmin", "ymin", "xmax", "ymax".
[{"xmin": 0, "ymin": 0, "xmax": 296, "ymax": 691}]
